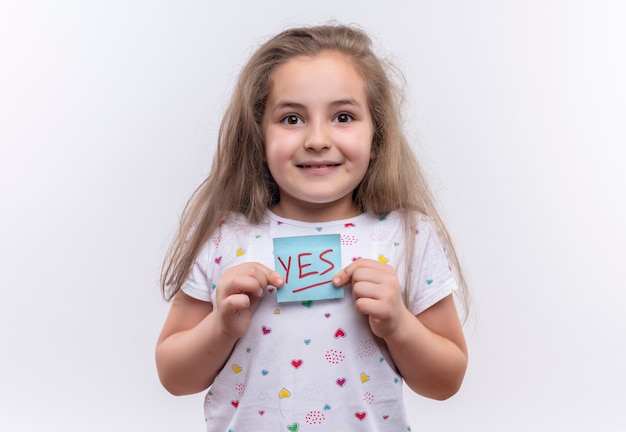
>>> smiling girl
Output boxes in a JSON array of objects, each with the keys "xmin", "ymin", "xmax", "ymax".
[{"xmin": 156, "ymin": 24, "xmax": 468, "ymax": 431}]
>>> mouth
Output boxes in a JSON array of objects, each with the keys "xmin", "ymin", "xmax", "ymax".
[{"xmin": 297, "ymin": 163, "xmax": 340, "ymax": 169}]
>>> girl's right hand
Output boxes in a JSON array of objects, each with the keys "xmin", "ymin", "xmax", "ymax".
[{"xmin": 215, "ymin": 262, "xmax": 284, "ymax": 339}]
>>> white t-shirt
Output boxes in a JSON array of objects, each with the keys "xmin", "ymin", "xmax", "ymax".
[{"xmin": 183, "ymin": 210, "xmax": 456, "ymax": 431}]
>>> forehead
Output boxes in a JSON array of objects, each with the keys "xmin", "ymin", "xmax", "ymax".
[{"xmin": 267, "ymin": 51, "xmax": 367, "ymax": 103}]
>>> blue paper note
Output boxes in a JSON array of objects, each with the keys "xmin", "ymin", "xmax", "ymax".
[{"xmin": 273, "ymin": 234, "xmax": 344, "ymax": 302}]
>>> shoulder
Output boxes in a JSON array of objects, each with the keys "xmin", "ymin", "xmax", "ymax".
[
  {"xmin": 182, "ymin": 213, "xmax": 268, "ymax": 301},
  {"xmin": 361, "ymin": 211, "xmax": 439, "ymax": 241},
  {"xmin": 415, "ymin": 213, "xmax": 440, "ymax": 242},
  {"xmin": 206, "ymin": 212, "xmax": 270, "ymax": 245},
  {"xmin": 408, "ymin": 214, "xmax": 457, "ymax": 310}
]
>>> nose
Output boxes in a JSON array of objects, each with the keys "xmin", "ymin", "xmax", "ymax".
[{"xmin": 304, "ymin": 120, "xmax": 331, "ymax": 151}]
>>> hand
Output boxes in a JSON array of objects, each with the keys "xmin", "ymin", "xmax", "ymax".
[
  {"xmin": 215, "ymin": 262, "xmax": 284, "ymax": 339},
  {"xmin": 333, "ymin": 259, "xmax": 409, "ymax": 339}
]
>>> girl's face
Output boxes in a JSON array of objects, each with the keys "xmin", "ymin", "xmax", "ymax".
[{"xmin": 262, "ymin": 51, "xmax": 375, "ymax": 222}]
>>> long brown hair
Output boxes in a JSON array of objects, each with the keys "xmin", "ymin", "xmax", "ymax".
[{"xmin": 161, "ymin": 24, "xmax": 469, "ymax": 317}]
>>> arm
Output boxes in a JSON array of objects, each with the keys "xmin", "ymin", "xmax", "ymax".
[
  {"xmin": 155, "ymin": 291, "xmax": 231, "ymax": 395},
  {"xmin": 333, "ymin": 259, "xmax": 467, "ymax": 400},
  {"xmin": 383, "ymin": 295, "xmax": 467, "ymax": 400},
  {"xmin": 155, "ymin": 263, "xmax": 284, "ymax": 396}
]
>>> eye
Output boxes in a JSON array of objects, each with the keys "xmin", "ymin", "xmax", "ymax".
[
  {"xmin": 281, "ymin": 114, "xmax": 303, "ymax": 125},
  {"xmin": 334, "ymin": 112, "xmax": 354, "ymax": 123}
]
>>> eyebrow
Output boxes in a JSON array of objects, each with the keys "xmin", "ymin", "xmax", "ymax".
[{"xmin": 272, "ymin": 98, "xmax": 362, "ymax": 111}]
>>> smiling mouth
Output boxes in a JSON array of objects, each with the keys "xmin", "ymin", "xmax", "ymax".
[{"xmin": 297, "ymin": 164, "xmax": 340, "ymax": 168}]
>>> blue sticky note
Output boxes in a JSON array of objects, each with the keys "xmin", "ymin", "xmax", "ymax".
[{"xmin": 273, "ymin": 234, "xmax": 344, "ymax": 302}]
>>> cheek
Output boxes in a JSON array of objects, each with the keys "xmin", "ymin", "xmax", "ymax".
[
  {"xmin": 262, "ymin": 129, "xmax": 277, "ymax": 164},
  {"xmin": 265, "ymin": 129, "xmax": 297, "ymax": 157},
  {"xmin": 264, "ymin": 141, "xmax": 289, "ymax": 175}
]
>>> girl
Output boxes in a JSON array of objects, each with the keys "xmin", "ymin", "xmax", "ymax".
[{"xmin": 156, "ymin": 24, "xmax": 468, "ymax": 431}]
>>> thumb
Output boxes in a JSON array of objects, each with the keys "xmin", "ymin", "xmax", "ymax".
[
  {"xmin": 268, "ymin": 270, "xmax": 285, "ymax": 288},
  {"xmin": 332, "ymin": 263, "xmax": 355, "ymax": 287}
]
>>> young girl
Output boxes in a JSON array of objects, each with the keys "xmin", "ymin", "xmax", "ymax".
[{"xmin": 156, "ymin": 24, "xmax": 468, "ymax": 431}]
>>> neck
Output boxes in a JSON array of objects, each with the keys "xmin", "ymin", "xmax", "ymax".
[{"xmin": 270, "ymin": 199, "xmax": 361, "ymax": 222}]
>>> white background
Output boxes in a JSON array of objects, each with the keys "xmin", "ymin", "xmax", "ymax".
[{"xmin": 1, "ymin": 1, "xmax": 625, "ymax": 430}]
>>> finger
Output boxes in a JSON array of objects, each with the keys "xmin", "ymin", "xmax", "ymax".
[
  {"xmin": 250, "ymin": 263, "xmax": 284, "ymax": 291},
  {"xmin": 354, "ymin": 296, "xmax": 381, "ymax": 317},
  {"xmin": 351, "ymin": 280, "xmax": 383, "ymax": 300},
  {"xmin": 332, "ymin": 269, "xmax": 349, "ymax": 287},
  {"xmin": 227, "ymin": 263, "xmax": 284, "ymax": 298},
  {"xmin": 264, "ymin": 268, "xmax": 285, "ymax": 289},
  {"xmin": 332, "ymin": 259, "xmax": 364, "ymax": 286},
  {"xmin": 221, "ymin": 292, "xmax": 252, "ymax": 313},
  {"xmin": 219, "ymin": 268, "xmax": 265, "ymax": 298},
  {"xmin": 333, "ymin": 259, "xmax": 384, "ymax": 286}
]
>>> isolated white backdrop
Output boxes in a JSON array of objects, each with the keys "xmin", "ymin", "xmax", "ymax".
[{"xmin": 1, "ymin": 1, "xmax": 625, "ymax": 431}]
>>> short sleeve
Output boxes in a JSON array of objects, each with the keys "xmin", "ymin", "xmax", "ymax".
[
  {"xmin": 407, "ymin": 217, "xmax": 458, "ymax": 315},
  {"xmin": 181, "ymin": 241, "xmax": 214, "ymax": 303}
]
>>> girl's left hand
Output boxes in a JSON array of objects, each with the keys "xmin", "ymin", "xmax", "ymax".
[{"xmin": 333, "ymin": 259, "xmax": 410, "ymax": 339}]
